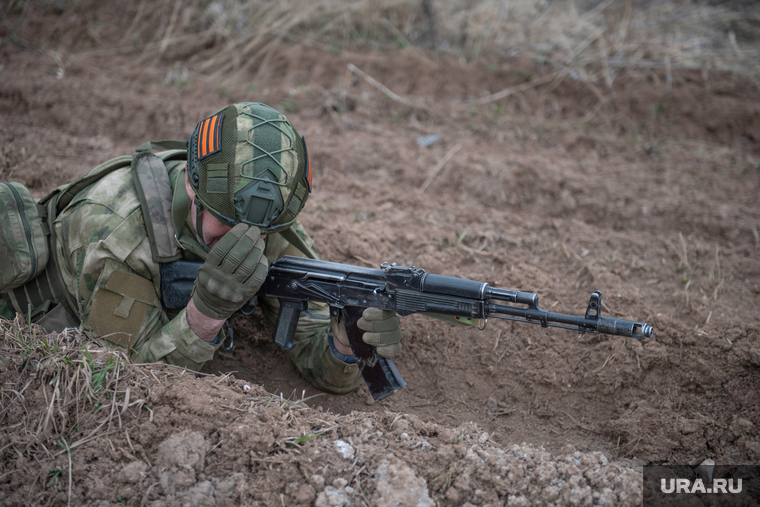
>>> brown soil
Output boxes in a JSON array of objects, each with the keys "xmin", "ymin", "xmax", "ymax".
[
  {"xmin": 1, "ymin": 1, "xmax": 760, "ymax": 506},
  {"xmin": 0, "ymin": 327, "xmax": 643, "ymax": 507}
]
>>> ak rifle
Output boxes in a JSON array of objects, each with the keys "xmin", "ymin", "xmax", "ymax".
[{"xmin": 262, "ymin": 256, "xmax": 654, "ymax": 401}]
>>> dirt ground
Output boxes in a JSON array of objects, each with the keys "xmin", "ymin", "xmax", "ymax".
[{"xmin": 1, "ymin": 1, "xmax": 760, "ymax": 505}]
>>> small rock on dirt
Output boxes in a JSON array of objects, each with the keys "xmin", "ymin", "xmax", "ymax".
[{"xmin": 373, "ymin": 455, "xmax": 435, "ymax": 507}]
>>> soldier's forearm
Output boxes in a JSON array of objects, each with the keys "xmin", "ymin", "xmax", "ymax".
[
  {"xmin": 186, "ymin": 298, "xmax": 226, "ymax": 342},
  {"xmin": 134, "ymin": 307, "xmax": 219, "ymax": 370}
]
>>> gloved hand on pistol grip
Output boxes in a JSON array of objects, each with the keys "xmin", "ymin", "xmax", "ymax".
[
  {"xmin": 331, "ymin": 308, "xmax": 402, "ymax": 358},
  {"xmin": 193, "ymin": 223, "xmax": 268, "ymax": 321}
]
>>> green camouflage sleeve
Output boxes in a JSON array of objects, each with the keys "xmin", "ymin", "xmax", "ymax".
[
  {"xmin": 134, "ymin": 306, "xmax": 219, "ymax": 370},
  {"xmin": 259, "ymin": 221, "xmax": 363, "ymax": 394},
  {"xmin": 54, "ymin": 168, "xmax": 220, "ymax": 370}
]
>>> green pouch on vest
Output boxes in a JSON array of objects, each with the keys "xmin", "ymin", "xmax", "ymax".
[
  {"xmin": 88, "ymin": 270, "xmax": 157, "ymax": 350},
  {"xmin": 0, "ymin": 182, "xmax": 50, "ymax": 291}
]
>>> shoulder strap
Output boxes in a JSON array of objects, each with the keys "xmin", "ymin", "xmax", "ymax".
[
  {"xmin": 132, "ymin": 143, "xmax": 187, "ymax": 263},
  {"xmin": 279, "ymin": 226, "xmax": 318, "ymax": 260},
  {"xmin": 39, "ymin": 192, "xmax": 80, "ymax": 322},
  {"xmin": 37, "ymin": 141, "xmax": 188, "ymax": 213}
]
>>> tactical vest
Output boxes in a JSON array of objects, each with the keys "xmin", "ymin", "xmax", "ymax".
[{"xmin": 0, "ymin": 140, "xmax": 315, "ymax": 333}]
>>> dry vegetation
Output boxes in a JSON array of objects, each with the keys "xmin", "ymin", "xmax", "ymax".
[
  {"xmin": 0, "ymin": 317, "xmax": 165, "ymax": 494},
  {"xmin": 13, "ymin": 0, "xmax": 753, "ymax": 81},
  {"xmin": 6, "ymin": 0, "xmax": 759, "ymax": 91},
  {"xmin": 6, "ymin": 0, "xmax": 757, "ymax": 146}
]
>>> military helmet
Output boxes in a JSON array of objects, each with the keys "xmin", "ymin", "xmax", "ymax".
[{"xmin": 186, "ymin": 102, "xmax": 312, "ymax": 234}]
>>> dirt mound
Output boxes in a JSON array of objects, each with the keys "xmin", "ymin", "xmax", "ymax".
[{"xmin": 0, "ymin": 320, "xmax": 642, "ymax": 506}]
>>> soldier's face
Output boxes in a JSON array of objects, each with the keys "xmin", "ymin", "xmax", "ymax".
[{"xmin": 185, "ymin": 169, "xmax": 233, "ymax": 248}]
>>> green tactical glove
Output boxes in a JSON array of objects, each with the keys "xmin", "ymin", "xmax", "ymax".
[
  {"xmin": 193, "ymin": 223, "xmax": 268, "ymax": 321},
  {"xmin": 332, "ymin": 308, "xmax": 402, "ymax": 359}
]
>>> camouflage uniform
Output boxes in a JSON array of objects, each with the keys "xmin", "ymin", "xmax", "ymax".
[{"xmin": 1, "ymin": 158, "xmax": 362, "ymax": 394}]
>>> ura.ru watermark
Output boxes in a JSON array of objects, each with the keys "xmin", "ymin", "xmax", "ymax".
[
  {"xmin": 644, "ymin": 464, "xmax": 759, "ymax": 505},
  {"xmin": 661, "ymin": 478, "xmax": 742, "ymax": 494}
]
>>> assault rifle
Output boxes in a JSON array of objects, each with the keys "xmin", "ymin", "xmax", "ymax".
[{"xmin": 262, "ymin": 256, "xmax": 654, "ymax": 401}]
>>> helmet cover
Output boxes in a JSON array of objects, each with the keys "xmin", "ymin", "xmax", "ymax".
[{"xmin": 186, "ymin": 102, "xmax": 312, "ymax": 234}]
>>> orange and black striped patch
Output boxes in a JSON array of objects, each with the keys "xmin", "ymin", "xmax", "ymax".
[{"xmin": 197, "ymin": 112, "xmax": 225, "ymax": 160}]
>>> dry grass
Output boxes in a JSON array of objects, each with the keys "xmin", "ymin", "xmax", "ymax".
[
  {"xmin": 0, "ymin": 316, "xmax": 185, "ymax": 505},
  {"xmin": 1, "ymin": 315, "xmax": 135, "ymax": 442},
  {"xmin": 95, "ymin": 0, "xmax": 760, "ymax": 82},
  {"xmin": 0, "ymin": 315, "xmax": 334, "ymax": 504},
  {"xmin": 6, "ymin": 0, "xmax": 757, "ymax": 122}
]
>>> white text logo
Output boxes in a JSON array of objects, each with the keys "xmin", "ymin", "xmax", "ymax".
[{"xmin": 661, "ymin": 478, "xmax": 742, "ymax": 494}]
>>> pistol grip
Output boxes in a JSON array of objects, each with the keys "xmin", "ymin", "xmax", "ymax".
[
  {"xmin": 339, "ymin": 306, "xmax": 406, "ymax": 402},
  {"xmin": 273, "ymin": 299, "xmax": 306, "ymax": 350}
]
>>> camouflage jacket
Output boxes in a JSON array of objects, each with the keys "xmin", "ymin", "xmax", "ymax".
[{"xmin": 45, "ymin": 159, "xmax": 361, "ymax": 394}]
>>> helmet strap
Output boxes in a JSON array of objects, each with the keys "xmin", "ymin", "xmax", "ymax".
[{"xmin": 194, "ymin": 195, "xmax": 211, "ymax": 253}]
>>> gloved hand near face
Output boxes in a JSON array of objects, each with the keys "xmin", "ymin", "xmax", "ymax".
[
  {"xmin": 193, "ymin": 223, "xmax": 268, "ymax": 321},
  {"xmin": 331, "ymin": 308, "xmax": 402, "ymax": 358}
]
